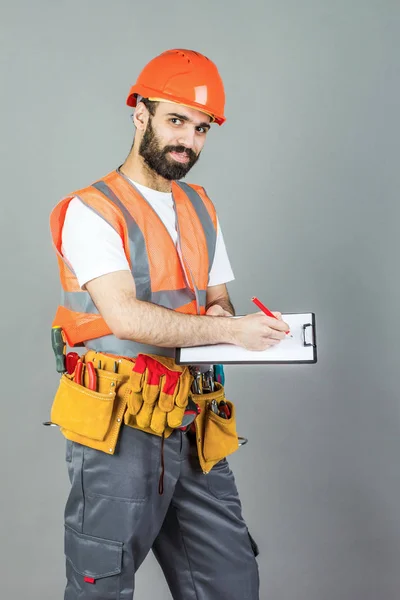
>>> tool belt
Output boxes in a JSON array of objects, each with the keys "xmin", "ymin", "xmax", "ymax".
[{"xmin": 49, "ymin": 350, "xmax": 239, "ymax": 474}]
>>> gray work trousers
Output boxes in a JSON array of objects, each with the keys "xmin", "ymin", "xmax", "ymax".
[{"xmin": 64, "ymin": 424, "xmax": 260, "ymax": 599}]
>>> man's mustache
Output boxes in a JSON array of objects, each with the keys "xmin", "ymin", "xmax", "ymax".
[{"xmin": 164, "ymin": 146, "xmax": 197, "ymax": 161}]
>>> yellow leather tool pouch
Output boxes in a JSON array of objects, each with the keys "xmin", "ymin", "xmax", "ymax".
[
  {"xmin": 193, "ymin": 384, "xmax": 239, "ymax": 469},
  {"xmin": 203, "ymin": 399, "xmax": 238, "ymax": 462},
  {"xmin": 50, "ymin": 367, "xmax": 121, "ymax": 441},
  {"xmin": 125, "ymin": 353, "xmax": 192, "ymax": 435}
]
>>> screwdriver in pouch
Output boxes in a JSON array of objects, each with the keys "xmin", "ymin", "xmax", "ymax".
[
  {"xmin": 213, "ymin": 364, "xmax": 225, "ymax": 386},
  {"xmin": 208, "ymin": 367, "xmax": 215, "ymax": 392},
  {"xmin": 51, "ymin": 326, "xmax": 66, "ymax": 373},
  {"xmin": 201, "ymin": 371, "xmax": 210, "ymax": 393},
  {"xmin": 210, "ymin": 399, "xmax": 219, "ymax": 414},
  {"xmin": 203, "ymin": 369, "xmax": 215, "ymax": 393},
  {"xmin": 190, "ymin": 367, "xmax": 201, "ymax": 394}
]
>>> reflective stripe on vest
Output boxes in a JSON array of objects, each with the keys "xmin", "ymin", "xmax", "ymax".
[
  {"xmin": 176, "ymin": 181, "xmax": 217, "ymax": 272},
  {"xmin": 62, "ymin": 288, "xmax": 207, "ymax": 314},
  {"xmin": 84, "ymin": 336, "xmax": 177, "ymax": 359}
]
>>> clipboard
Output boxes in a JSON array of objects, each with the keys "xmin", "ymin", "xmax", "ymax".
[{"xmin": 175, "ymin": 313, "xmax": 317, "ymax": 365}]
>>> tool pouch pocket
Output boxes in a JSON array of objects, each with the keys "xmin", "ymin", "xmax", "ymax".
[
  {"xmin": 51, "ymin": 373, "xmax": 117, "ymax": 441},
  {"xmin": 197, "ymin": 384, "xmax": 239, "ymax": 463}
]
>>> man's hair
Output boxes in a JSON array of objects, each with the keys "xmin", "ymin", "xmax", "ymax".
[
  {"xmin": 129, "ymin": 97, "xmax": 160, "ymax": 151},
  {"xmin": 140, "ymin": 97, "xmax": 159, "ymax": 117}
]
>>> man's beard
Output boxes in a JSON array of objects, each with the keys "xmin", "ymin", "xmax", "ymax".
[{"xmin": 139, "ymin": 119, "xmax": 200, "ymax": 180}]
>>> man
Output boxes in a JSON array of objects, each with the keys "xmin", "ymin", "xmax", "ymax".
[{"xmin": 49, "ymin": 49, "xmax": 288, "ymax": 599}]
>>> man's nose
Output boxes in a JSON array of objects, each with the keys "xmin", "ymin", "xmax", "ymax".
[{"xmin": 176, "ymin": 128, "xmax": 196, "ymax": 150}]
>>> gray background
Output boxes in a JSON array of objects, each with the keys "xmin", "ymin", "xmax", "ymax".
[{"xmin": 1, "ymin": 0, "xmax": 399, "ymax": 598}]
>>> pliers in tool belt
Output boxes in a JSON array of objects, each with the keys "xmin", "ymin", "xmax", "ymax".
[{"xmin": 75, "ymin": 359, "xmax": 97, "ymax": 391}]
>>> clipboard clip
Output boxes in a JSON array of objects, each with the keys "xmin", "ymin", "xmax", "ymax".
[{"xmin": 302, "ymin": 323, "xmax": 316, "ymax": 348}]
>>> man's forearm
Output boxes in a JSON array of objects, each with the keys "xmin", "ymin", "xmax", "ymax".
[{"xmin": 118, "ymin": 295, "xmax": 237, "ymax": 347}]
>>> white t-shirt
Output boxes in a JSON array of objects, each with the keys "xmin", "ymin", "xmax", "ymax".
[{"xmin": 61, "ymin": 180, "xmax": 235, "ymax": 290}]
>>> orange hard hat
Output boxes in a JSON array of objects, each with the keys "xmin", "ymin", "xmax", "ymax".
[{"xmin": 126, "ymin": 49, "xmax": 226, "ymax": 125}]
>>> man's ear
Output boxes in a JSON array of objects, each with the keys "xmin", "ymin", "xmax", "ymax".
[{"xmin": 133, "ymin": 102, "xmax": 148, "ymax": 132}]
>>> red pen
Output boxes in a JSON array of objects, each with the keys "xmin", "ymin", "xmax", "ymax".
[{"xmin": 251, "ymin": 297, "xmax": 291, "ymax": 336}]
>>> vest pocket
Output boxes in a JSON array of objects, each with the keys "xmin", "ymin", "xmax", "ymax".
[
  {"xmin": 65, "ymin": 525, "xmax": 122, "ymax": 597},
  {"xmin": 51, "ymin": 374, "xmax": 116, "ymax": 441},
  {"xmin": 202, "ymin": 398, "xmax": 239, "ymax": 462}
]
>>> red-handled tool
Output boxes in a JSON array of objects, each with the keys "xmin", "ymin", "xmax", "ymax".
[
  {"xmin": 86, "ymin": 361, "xmax": 97, "ymax": 391},
  {"xmin": 179, "ymin": 401, "xmax": 201, "ymax": 432},
  {"xmin": 219, "ymin": 400, "xmax": 230, "ymax": 419},
  {"xmin": 66, "ymin": 352, "xmax": 80, "ymax": 375},
  {"xmin": 75, "ymin": 359, "xmax": 84, "ymax": 385}
]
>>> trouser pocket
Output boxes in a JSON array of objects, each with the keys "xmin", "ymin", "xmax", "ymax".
[{"xmin": 64, "ymin": 525, "xmax": 123, "ymax": 598}]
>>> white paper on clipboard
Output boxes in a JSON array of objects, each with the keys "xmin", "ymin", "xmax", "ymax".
[{"xmin": 175, "ymin": 313, "xmax": 317, "ymax": 365}]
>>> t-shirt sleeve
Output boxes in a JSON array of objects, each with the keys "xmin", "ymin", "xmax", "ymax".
[
  {"xmin": 207, "ymin": 217, "xmax": 235, "ymax": 287},
  {"xmin": 61, "ymin": 197, "xmax": 131, "ymax": 289}
]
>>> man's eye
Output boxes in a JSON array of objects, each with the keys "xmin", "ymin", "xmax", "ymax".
[
  {"xmin": 197, "ymin": 127, "xmax": 208, "ymax": 134},
  {"xmin": 171, "ymin": 118, "xmax": 181, "ymax": 125}
]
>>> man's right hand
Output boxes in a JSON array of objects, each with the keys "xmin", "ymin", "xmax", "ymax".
[{"xmin": 231, "ymin": 311, "xmax": 289, "ymax": 351}]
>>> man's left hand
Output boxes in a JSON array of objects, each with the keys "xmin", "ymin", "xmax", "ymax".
[{"xmin": 206, "ymin": 305, "xmax": 232, "ymax": 317}]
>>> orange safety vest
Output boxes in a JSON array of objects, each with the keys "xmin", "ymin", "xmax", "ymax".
[{"xmin": 50, "ymin": 168, "xmax": 218, "ymax": 354}]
